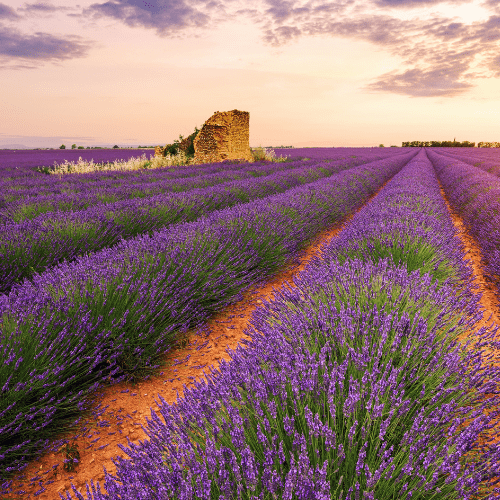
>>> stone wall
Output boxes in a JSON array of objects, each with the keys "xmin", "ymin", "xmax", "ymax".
[{"xmin": 193, "ymin": 110, "xmax": 254, "ymax": 164}]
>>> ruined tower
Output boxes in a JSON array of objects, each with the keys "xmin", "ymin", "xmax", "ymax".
[{"xmin": 193, "ymin": 110, "xmax": 254, "ymax": 164}]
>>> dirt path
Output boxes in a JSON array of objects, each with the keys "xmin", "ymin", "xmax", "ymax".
[{"xmin": 5, "ymin": 180, "xmax": 500, "ymax": 500}]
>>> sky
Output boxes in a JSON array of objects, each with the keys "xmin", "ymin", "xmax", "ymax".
[{"xmin": 0, "ymin": 0, "xmax": 499, "ymax": 149}]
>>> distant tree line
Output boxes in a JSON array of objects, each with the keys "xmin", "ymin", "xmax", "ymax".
[
  {"xmin": 402, "ymin": 139, "xmax": 476, "ymax": 147},
  {"xmin": 477, "ymin": 142, "xmax": 500, "ymax": 148}
]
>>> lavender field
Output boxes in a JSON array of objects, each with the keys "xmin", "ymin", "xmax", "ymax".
[{"xmin": 2, "ymin": 147, "xmax": 500, "ymax": 499}]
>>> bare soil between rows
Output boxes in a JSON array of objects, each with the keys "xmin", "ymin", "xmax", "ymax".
[{"xmin": 3, "ymin": 181, "xmax": 500, "ymax": 499}]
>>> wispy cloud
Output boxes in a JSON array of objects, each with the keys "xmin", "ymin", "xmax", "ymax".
[
  {"xmin": 480, "ymin": 0, "xmax": 500, "ymax": 15},
  {"xmin": 369, "ymin": 0, "xmax": 471, "ymax": 8},
  {"xmin": 80, "ymin": 0, "xmax": 223, "ymax": 37},
  {"xmin": 17, "ymin": 2, "xmax": 73, "ymax": 15},
  {"xmin": 0, "ymin": 3, "xmax": 21, "ymax": 20},
  {"xmin": 0, "ymin": 25, "xmax": 96, "ymax": 67},
  {"xmin": 363, "ymin": 64, "xmax": 476, "ymax": 97}
]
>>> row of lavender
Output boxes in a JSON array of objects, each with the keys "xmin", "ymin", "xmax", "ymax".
[
  {"xmin": 426, "ymin": 149, "xmax": 500, "ymax": 305},
  {"xmin": 0, "ymin": 158, "xmax": 292, "ymax": 210},
  {"xmin": 0, "ymin": 152, "xmax": 403, "ymax": 295},
  {"xmin": 0, "ymin": 147, "xmax": 402, "ymax": 191},
  {"xmin": 0, "ymin": 149, "xmax": 158, "ymax": 181},
  {"xmin": 0, "ymin": 151, "xmax": 416, "ymax": 495},
  {"xmin": 67, "ymin": 149, "xmax": 500, "ymax": 499},
  {"xmin": 0, "ymin": 160, "xmax": 274, "ymax": 220},
  {"xmin": 430, "ymin": 148, "xmax": 500, "ymax": 177},
  {"xmin": 0, "ymin": 149, "xmax": 407, "ymax": 219},
  {"xmin": 0, "ymin": 151, "xmax": 400, "ymax": 222}
]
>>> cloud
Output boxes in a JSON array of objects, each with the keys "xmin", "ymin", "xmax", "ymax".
[
  {"xmin": 480, "ymin": 0, "xmax": 500, "ymax": 14},
  {"xmin": 370, "ymin": 0, "xmax": 470, "ymax": 8},
  {"xmin": 480, "ymin": 51, "xmax": 500, "ymax": 77},
  {"xmin": 17, "ymin": 2, "xmax": 70, "ymax": 14},
  {"xmin": 17, "ymin": 2, "xmax": 63, "ymax": 14},
  {"xmin": 362, "ymin": 64, "xmax": 476, "ymax": 97},
  {"xmin": 0, "ymin": 3, "xmax": 21, "ymax": 20},
  {"xmin": 80, "ymin": 0, "xmax": 224, "ymax": 36},
  {"xmin": 468, "ymin": 14, "xmax": 500, "ymax": 43},
  {"xmin": 0, "ymin": 25, "xmax": 96, "ymax": 67}
]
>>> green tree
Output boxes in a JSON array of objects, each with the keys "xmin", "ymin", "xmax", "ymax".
[
  {"xmin": 113, "ymin": 145, "xmax": 119, "ymax": 148},
  {"xmin": 77, "ymin": 146, "xmax": 84, "ymax": 149},
  {"xmin": 59, "ymin": 144, "xmax": 66, "ymax": 149},
  {"xmin": 186, "ymin": 126, "xmax": 200, "ymax": 157},
  {"xmin": 71, "ymin": 144, "xmax": 77, "ymax": 149},
  {"xmin": 379, "ymin": 144, "xmax": 384, "ymax": 147}
]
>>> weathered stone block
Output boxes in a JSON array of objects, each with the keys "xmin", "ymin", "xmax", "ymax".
[{"xmin": 193, "ymin": 110, "xmax": 254, "ymax": 165}]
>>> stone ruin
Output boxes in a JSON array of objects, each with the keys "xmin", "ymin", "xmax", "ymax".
[{"xmin": 193, "ymin": 109, "xmax": 254, "ymax": 164}]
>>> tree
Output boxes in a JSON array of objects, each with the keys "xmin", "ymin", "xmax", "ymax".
[
  {"xmin": 59, "ymin": 144, "xmax": 66, "ymax": 149},
  {"xmin": 78, "ymin": 146, "xmax": 84, "ymax": 149},
  {"xmin": 113, "ymin": 145, "xmax": 119, "ymax": 149},
  {"xmin": 379, "ymin": 144, "xmax": 384, "ymax": 147},
  {"xmin": 71, "ymin": 144, "xmax": 77, "ymax": 149}
]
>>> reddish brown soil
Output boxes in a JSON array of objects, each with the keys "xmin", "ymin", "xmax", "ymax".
[{"xmin": 4, "ymin": 182, "xmax": 500, "ymax": 499}]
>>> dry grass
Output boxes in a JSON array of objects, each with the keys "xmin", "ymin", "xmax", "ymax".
[{"xmin": 46, "ymin": 147, "xmax": 288, "ymax": 175}]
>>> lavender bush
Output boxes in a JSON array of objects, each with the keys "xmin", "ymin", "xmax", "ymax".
[
  {"xmin": 278, "ymin": 147, "xmax": 414, "ymax": 161},
  {"xmin": 322, "ymin": 149, "xmax": 470, "ymax": 286},
  {"xmin": 0, "ymin": 151, "xmax": 415, "ymax": 491},
  {"xmin": 429, "ymin": 148, "xmax": 500, "ymax": 177}
]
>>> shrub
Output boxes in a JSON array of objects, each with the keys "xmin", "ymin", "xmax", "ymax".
[
  {"xmin": 251, "ymin": 146, "xmax": 288, "ymax": 162},
  {"xmin": 162, "ymin": 127, "xmax": 201, "ymax": 159}
]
